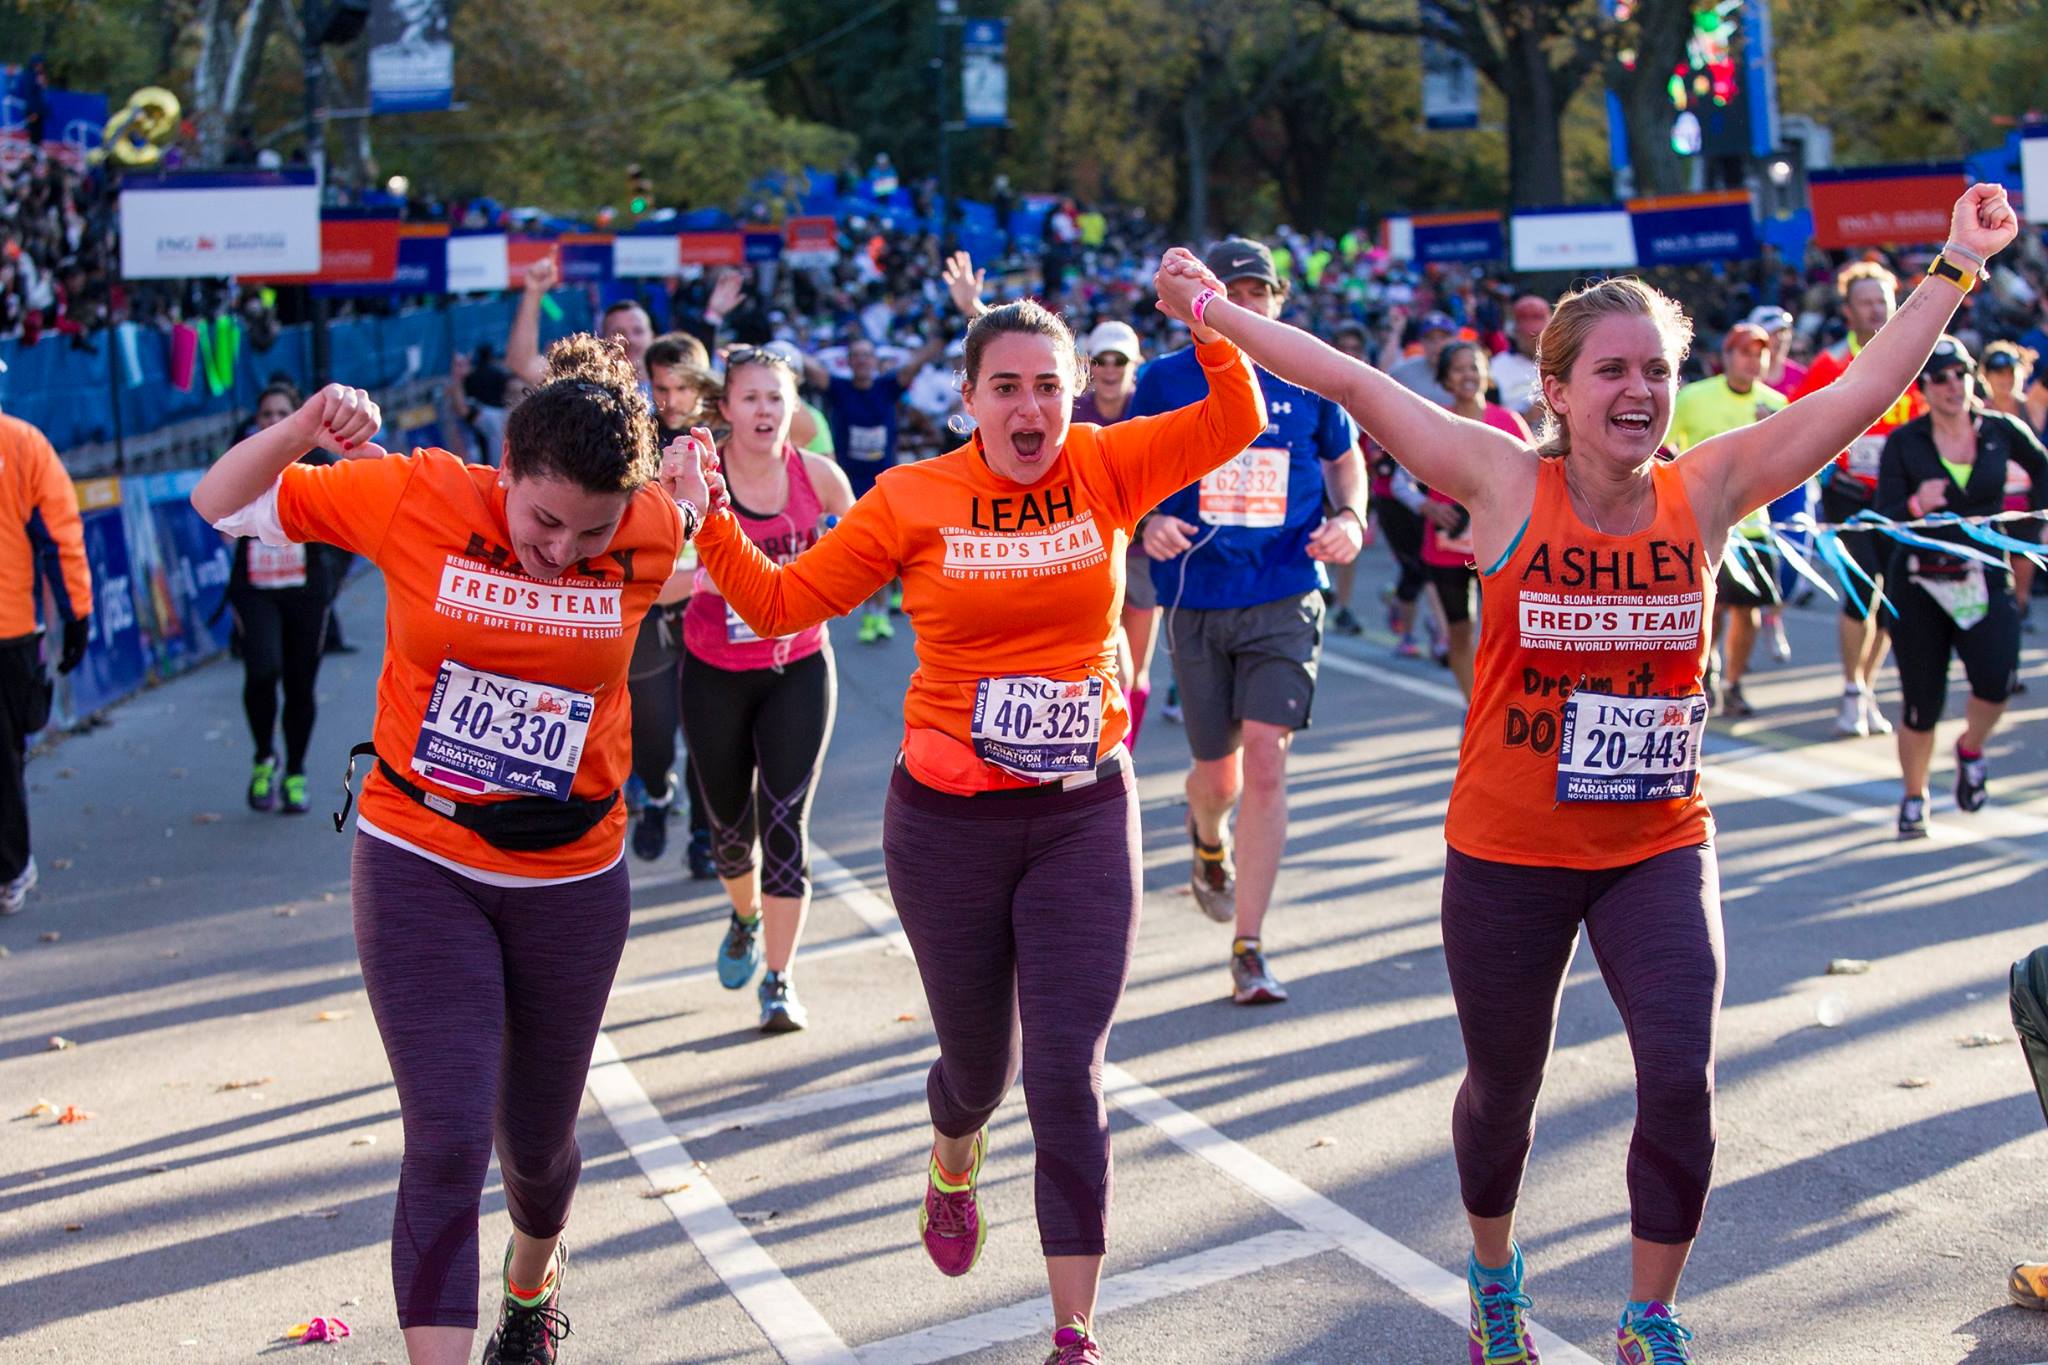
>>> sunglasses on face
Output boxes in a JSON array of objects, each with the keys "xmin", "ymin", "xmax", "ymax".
[
  {"xmin": 1091, "ymin": 354, "xmax": 1129, "ymax": 368},
  {"xmin": 1924, "ymin": 366, "xmax": 1970, "ymax": 386}
]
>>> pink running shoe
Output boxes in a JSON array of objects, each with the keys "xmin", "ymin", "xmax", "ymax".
[
  {"xmin": 917, "ymin": 1130, "xmax": 987, "ymax": 1276},
  {"xmin": 1044, "ymin": 1319, "xmax": 1104, "ymax": 1364}
]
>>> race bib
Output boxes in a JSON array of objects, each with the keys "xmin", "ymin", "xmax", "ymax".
[
  {"xmin": 411, "ymin": 660, "xmax": 594, "ymax": 802},
  {"xmin": 1554, "ymin": 690, "xmax": 1707, "ymax": 803},
  {"xmin": 1845, "ymin": 435, "xmax": 1886, "ymax": 479},
  {"xmin": 1912, "ymin": 562, "xmax": 1989, "ymax": 630},
  {"xmin": 247, "ymin": 540, "xmax": 307, "ymax": 590},
  {"xmin": 1198, "ymin": 446, "xmax": 1289, "ymax": 528},
  {"xmin": 846, "ymin": 424, "xmax": 890, "ymax": 460},
  {"xmin": 723, "ymin": 601, "xmax": 792, "ymax": 646},
  {"xmin": 970, "ymin": 675, "xmax": 1104, "ymax": 782}
]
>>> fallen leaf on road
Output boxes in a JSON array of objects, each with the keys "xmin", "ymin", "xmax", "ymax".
[
  {"xmin": 1961, "ymin": 1031, "xmax": 2010, "ymax": 1049},
  {"xmin": 56, "ymin": 1106, "xmax": 92, "ymax": 1124},
  {"xmin": 735, "ymin": 1209, "xmax": 779, "ymax": 1224},
  {"xmin": 1826, "ymin": 958, "xmax": 1872, "ymax": 976},
  {"xmin": 642, "ymin": 1183, "xmax": 692, "ymax": 1198},
  {"xmin": 349, "ymin": 1134, "xmax": 378, "ymax": 1146},
  {"xmin": 192, "ymin": 812, "xmax": 222, "ymax": 826},
  {"xmin": 895, "ymin": 1012, "xmax": 916, "ymax": 1022},
  {"xmin": 45, "ymin": 1036, "xmax": 73, "ymax": 1051},
  {"xmin": 1899, "ymin": 1077, "xmax": 1933, "ymax": 1089},
  {"xmin": 56, "ymin": 767, "xmax": 74, "ymax": 779},
  {"xmin": 39, "ymin": 931, "xmax": 59, "ymax": 943},
  {"xmin": 64, "ymin": 1222, "xmax": 83, "ymax": 1232},
  {"xmin": 694, "ymin": 1160, "xmax": 710, "ymax": 1174},
  {"xmin": 314, "ymin": 1009, "xmax": 353, "ymax": 1023},
  {"xmin": 339, "ymin": 1298, "xmax": 361, "ymax": 1307},
  {"xmin": 49, "ymin": 857, "xmax": 72, "ymax": 871},
  {"xmin": 1308, "ymin": 1135, "xmax": 1339, "ymax": 1149},
  {"xmin": 219, "ymin": 1077, "xmax": 274, "ymax": 1091},
  {"xmin": 21, "ymin": 1099, "xmax": 55, "ymax": 1118},
  {"xmin": 274, "ymin": 906, "xmax": 299, "ymax": 917},
  {"xmin": 146, "ymin": 1164, "xmax": 171, "ymax": 1173},
  {"xmin": 298, "ymin": 1208, "xmax": 341, "ymax": 1220},
  {"xmin": 744, "ymin": 1173, "xmax": 762, "ymax": 1182},
  {"xmin": 167, "ymin": 767, "xmax": 186, "ymax": 779}
]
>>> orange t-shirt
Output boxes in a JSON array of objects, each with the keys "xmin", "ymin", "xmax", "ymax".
[
  {"xmin": 1791, "ymin": 338, "xmax": 1925, "ymax": 489},
  {"xmin": 1446, "ymin": 457, "xmax": 1715, "ymax": 869},
  {"xmin": 695, "ymin": 338, "xmax": 1266, "ymax": 795},
  {"xmin": 274, "ymin": 448, "xmax": 684, "ymax": 877}
]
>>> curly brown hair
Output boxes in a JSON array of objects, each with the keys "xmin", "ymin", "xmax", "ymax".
[{"xmin": 504, "ymin": 334, "xmax": 657, "ymax": 492}]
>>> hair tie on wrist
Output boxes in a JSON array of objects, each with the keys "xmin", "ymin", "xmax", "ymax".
[
  {"xmin": 1943, "ymin": 241, "xmax": 1986, "ymax": 269},
  {"xmin": 1191, "ymin": 288, "xmax": 1220, "ymax": 330}
]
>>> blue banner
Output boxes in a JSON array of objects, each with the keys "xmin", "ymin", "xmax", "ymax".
[
  {"xmin": 2, "ymin": 66, "xmax": 108, "ymax": 167},
  {"xmin": 961, "ymin": 19, "xmax": 1009, "ymax": 128},
  {"xmin": 1412, "ymin": 214, "xmax": 1504, "ymax": 263},
  {"xmin": 368, "ymin": 0, "xmax": 455, "ymax": 113},
  {"xmin": 143, "ymin": 470, "xmax": 234, "ymax": 672},
  {"xmin": 743, "ymin": 231, "xmax": 785, "ymax": 264},
  {"xmin": 67, "ymin": 481, "xmax": 148, "ymax": 717},
  {"xmin": 1630, "ymin": 194, "xmax": 1759, "ymax": 266}
]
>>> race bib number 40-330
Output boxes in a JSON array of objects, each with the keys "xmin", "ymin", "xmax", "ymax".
[
  {"xmin": 971, "ymin": 675, "xmax": 1104, "ymax": 782},
  {"xmin": 411, "ymin": 660, "xmax": 594, "ymax": 802},
  {"xmin": 1554, "ymin": 690, "xmax": 1707, "ymax": 803}
]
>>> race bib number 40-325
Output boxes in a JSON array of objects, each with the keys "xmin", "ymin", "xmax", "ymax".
[
  {"xmin": 1554, "ymin": 690, "xmax": 1707, "ymax": 803},
  {"xmin": 971, "ymin": 675, "xmax": 1104, "ymax": 782},
  {"xmin": 411, "ymin": 660, "xmax": 594, "ymax": 802}
]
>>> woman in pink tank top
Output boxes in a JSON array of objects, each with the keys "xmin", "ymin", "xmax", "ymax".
[
  {"xmin": 1158, "ymin": 187, "xmax": 2018, "ymax": 1361},
  {"xmin": 681, "ymin": 346, "xmax": 855, "ymax": 1034}
]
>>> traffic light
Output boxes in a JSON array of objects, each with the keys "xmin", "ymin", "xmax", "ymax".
[{"xmin": 627, "ymin": 163, "xmax": 653, "ymax": 215}]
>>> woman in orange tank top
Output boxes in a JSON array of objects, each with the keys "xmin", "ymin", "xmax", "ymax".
[{"xmin": 1163, "ymin": 186, "xmax": 2018, "ymax": 1363}]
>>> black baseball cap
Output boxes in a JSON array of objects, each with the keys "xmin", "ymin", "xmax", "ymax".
[
  {"xmin": 1920, "ymin": 334, "xmax": 1975, "ymax": 379},
  {"xmin": 1205, "ymin": 237, "xmax": 1280, "ymax": 288},
  {"xmin": 1983, "ymin": 348, "xmax": 2020, "ymax": 372}
]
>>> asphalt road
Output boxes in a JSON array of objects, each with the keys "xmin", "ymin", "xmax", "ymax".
[{"xmin": 6, "ymin": 550, "xmax": 2048, "ymax": 1365}]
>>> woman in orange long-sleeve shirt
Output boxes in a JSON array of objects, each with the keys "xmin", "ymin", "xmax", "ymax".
[{"xmin": 689, "ymin": 257, "xmax": 1264, "ymax": 1365}]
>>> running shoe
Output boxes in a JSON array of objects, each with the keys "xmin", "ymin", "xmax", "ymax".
[
  {"xmin": 1614, "ymin": 1302, "xmax": 1693, "ymax": 1364},
  {"xmin": 1717, "ymin": 682, "xmax": 1754, "ymax": 719},
  {"xmin": 717, "ymin": 912, "xmax": 763, "ymax": 990},
  {"xmin": 1188, "ymin": 818, "xmax": 1235, "ymax": 923},
  {"xmin": 1955, "ymin": 743, "xmax": 1990, "ymax": 813},
  {"xmin": 632, "ymin": 801, "xmax": 669, "ymax": 861},
  {"xmin": 889, "ymin": 585, "xmax": 905, "ymax": 616},
  {"xmin": 758, "ymin": 970, "xmax": 807, "ymax": 1033},
  {"xmin": 482, "ymin": 1239, "xmax": 572, "ymax": 1365},
  {"xmin": 687, "ymin": 828, "xmax": 717, "ymax": 881},
  {"xmin": 1230, "ymin": 938, "xmax": 1288, "ymax": 1005},
  {"xmin": 872, "ymin": 611, "xmax": 896, "ymax": 641},
  {"xmin": 1833, "ymin": 689, "xmax": 1868, "ymax": 738},
  {"xmin": 1044, "ymin": 1319, "xmax": 1105, "ymax": 1364},
  {"xmin": 1395, "ymin": 637, "xmax": 1426, "ymax": 660},
  {"xmin": 1160, "ymin": 683, "xmax": 1182, "ymax": 724},
  {"xmin": 1897, "ymin": 795, "xmax": 1930, "ymax": 840},
  {"xmin": 1861, "ymin": 690, "xmax": 1894, "ymax": 736},
  {"xmin": 1, "ymin": 856, "xmax": 37, "ymax": 916},
  {"xmin": 1468, "ymin": 1242, "xmax": 1540, "ymax": 1363},
  {"xmin": 2008, "ymin": 1260, "xmax": 2048, "ymax": 1310},
  {"xmin": 1331, "ymin": 604, "xmax": 1364, "ymax": 636},
  {"xmin": 247, "ymin": 758, "xmax": 278, "ymax": 812},
  {"xmin": 281, "ymin": 774, "xmax": 309, "ymax": 815},
  {"xmin": 1766, "ymin": 611, "xmax": 1792, "ymax": 663},
  {"xmin": 858, "ymin": 611, "xmax": 881, "ymax": 644},
  {"xmin": 918, "ymin": 1129, "xmax": 988, "ymax": 1277}
]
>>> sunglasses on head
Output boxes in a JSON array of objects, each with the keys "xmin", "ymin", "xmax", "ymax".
[{"xmin": 1091, "ymin": 353, "xmax": 1129, "ymax": 367}]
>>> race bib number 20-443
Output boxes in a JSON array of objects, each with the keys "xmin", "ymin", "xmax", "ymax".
[
  {"xmin": 1554, "ymin": 690, "xmax": 1707, "ymax": 803},
  {"xmin": 411, "ymin": 660, "xmax": 594, "ymax": 802}
]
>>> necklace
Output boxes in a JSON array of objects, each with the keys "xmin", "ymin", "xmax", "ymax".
[{"xmin": 1567, "ymin": 466, "xmax": 1650, "ymax": 538}]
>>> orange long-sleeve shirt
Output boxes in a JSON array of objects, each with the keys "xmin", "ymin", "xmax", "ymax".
[
  {"xmin": 0, "ymin": 414, "xmax": 92, "ymax": 640},
  {"xmin": 695, "ymin": 338, "xmax": 1266, "ymax": 794}
]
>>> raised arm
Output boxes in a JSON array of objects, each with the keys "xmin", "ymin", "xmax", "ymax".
[
  {"xmin": 191, "ymin": 385, "xmax": 386, "ymax": 524},
  {"xmin": 1154, "ymin": 254, "xmax": 1529, "ymax": 514},
  {"xmin": 892, "ymin": 331, "xmax": 948, "ymax": 389},
  {"xmin": 943, "ymin": 250, "xmax": 989, "ymax": 320},
  {"xmin": 1683, "ymin": 185, "xmax": 2019, "ymax": 539},
  {"xmin": 506, "ymin": 258, "xmax": 558, "ymax": 390}
]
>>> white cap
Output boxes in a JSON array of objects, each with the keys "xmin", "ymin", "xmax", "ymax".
[
  {"xmin": 1082, "ymin": 321, "xmax": 1143, "ymax": 363},
  {"xmin": 761, "ymin": 340, "xmax": 805, "ymax": 368}
]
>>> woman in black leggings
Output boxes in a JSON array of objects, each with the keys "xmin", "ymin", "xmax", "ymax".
[
  {"xmin": 227, "ymin": 383, "xmax": 332, "ymax": 814},
  {"xmin": 680, "ymin": 348, "xmax": 853, "ymax": 1033},
  {"xmin": 1876, "ymin": 335, "xmax": 2048, "ymax": 837}
]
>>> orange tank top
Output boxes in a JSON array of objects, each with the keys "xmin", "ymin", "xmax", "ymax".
[{"xmin": 1445, "ymin": 457, "xmax": 1716, "ymax": 869}]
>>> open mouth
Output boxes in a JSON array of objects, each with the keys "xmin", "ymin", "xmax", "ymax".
[
  {"xmin": 1611, "ymin": 412, "xmax": 1654, "ymax": 436},
  {"xmin": 1011, "ymin": 430, "xmax": 1045, "ymax": 459},
  {"xmin": 752, "ymin": 422, "xmax": 777, "ymax": 437},
  {"xmin": 525, "ymin": 545, "xmax": 563, "ymax": 577}
]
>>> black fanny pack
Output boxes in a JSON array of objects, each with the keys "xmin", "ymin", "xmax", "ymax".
[{"xmin": 334, "ymin": 741, "xmax": 619, "ymax": 851}]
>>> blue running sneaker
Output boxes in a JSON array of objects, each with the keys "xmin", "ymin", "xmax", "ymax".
[
  {"xmin": 1468, "ymin": 1242, "xmax": 1540, "ymax": 1363},
  {"xmin": 717, "ymin": 912, "xmax": 763, "ymax": 990},
  {"xmin": 1615, "ymin": 1302, "xmax": 1693, "ymax": 1364},
  {"xmin": 758, "ymin": 970, "xmax": 807, "ymax": 1032}
]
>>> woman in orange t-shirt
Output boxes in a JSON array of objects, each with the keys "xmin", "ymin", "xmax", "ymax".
[
  {"xmin": 192, "ymin": 337, "xmax": 718, "ymax": 1365},
  {"xmin": 688, "ymin": 259, "xmax": 1263, "ymax": 1365},
  {"xmin": 1162, "ymin": 188, "xmax": 2018, "ymax": 1361}
]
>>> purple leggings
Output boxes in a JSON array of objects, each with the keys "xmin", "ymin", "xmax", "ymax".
[
  {"xmin": 1441, "ymin": 841, "xmax": 1724, "ymax": 1245},
  {"xmin": 351, "ymin": 834, "xmax": 631, "ymax": 1328},
  {"xmin": 882, "ymin": 764, "xmax": 1141, "ymax": 1257}
]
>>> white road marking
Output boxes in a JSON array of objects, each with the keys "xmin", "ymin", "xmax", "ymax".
[
  {"xmin": 672, "ymin": 1066, "xmax": 931, "ymax": 1143},
  {"xmin": 811, "ymin": 848, "xmax": 912, "ymax": 953},
  {"xmin": 610, "ymin": 933, "xmax": 894, "ymax": 1000},
  {"xmin": 584, "ymin": 1031, "xmax": 859, "ymax": 1365},
  {"xmin": 1101, "ymin": 1063, "xmax": 1600, "ymax": 1364},
  {"xmin": 851, "ymin": 1229, "xmax": 1335, "ymax": 1364}
]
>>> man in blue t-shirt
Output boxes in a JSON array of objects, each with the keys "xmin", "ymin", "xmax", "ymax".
[
  {"xmin": 802, "ymin": 332, "xmax": 944, "ymax": 640},
  {"xmin": 1133, "ymin": 236, "xmax": 1366, "ymax": 1006}
]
